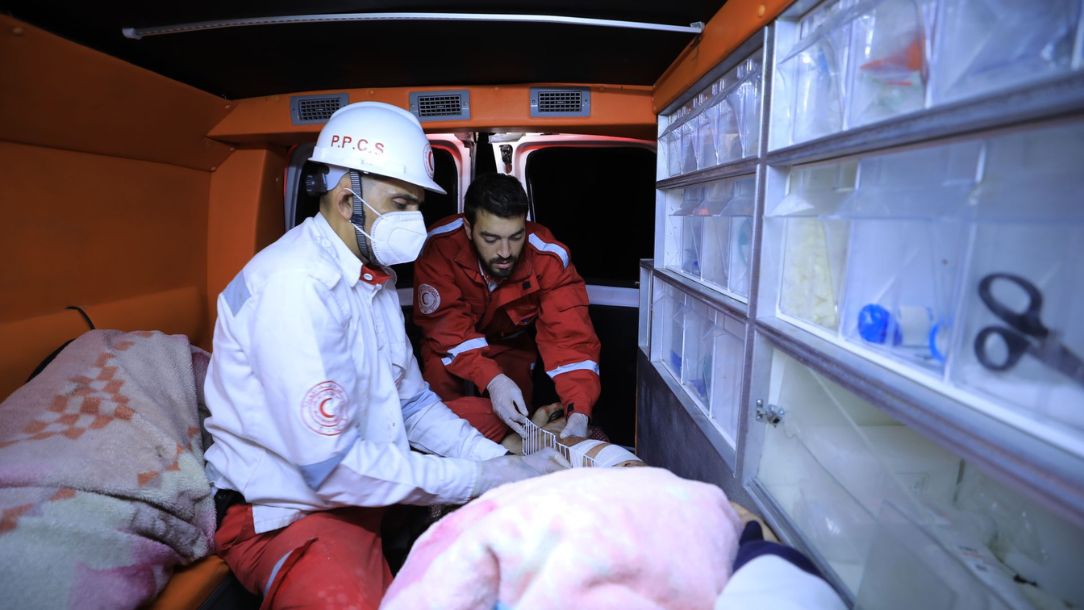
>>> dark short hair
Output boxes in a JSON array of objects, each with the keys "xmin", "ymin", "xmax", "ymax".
[{"xmin": 464, "ymin": 173, "xmax": 528, "ymax": 224}]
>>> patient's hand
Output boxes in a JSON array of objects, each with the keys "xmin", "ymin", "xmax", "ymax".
[{"xmin": 503, "ymin": 402, "xmax": 644, "ymax": 467}]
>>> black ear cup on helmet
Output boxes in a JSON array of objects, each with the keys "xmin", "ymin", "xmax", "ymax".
[{"xmin": 303, "ymin": 163, "xmax": 329, "ymax": 197}]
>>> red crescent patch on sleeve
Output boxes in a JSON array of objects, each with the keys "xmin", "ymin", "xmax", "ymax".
[
  {"xmin": 418, "ymin": 283, "xmax": 441, "ymax": 315},
  {"xmin": 300, "ymin": 381, "xmax": 350, "ymax": 436}
]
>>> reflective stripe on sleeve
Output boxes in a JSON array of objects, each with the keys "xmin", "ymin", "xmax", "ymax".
[
  {"xmin": 440, "ymin": 337, "xmax": 489, "ymax": 366},
  {"xmin": 545, "ymin": 359, "xmax": 599, "ymax": 378},
  {"xmin": 428, "ymin": 217, "xmax": 464, "ymax": 237},
  {"xmin": 528, "ymin": 233, "xmax": 569, "ymax": 268}
]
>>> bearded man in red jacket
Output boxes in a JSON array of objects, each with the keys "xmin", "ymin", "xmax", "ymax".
[{"xmin": 413, "ymin": 173, "xmax": 601, "ymax": 443}]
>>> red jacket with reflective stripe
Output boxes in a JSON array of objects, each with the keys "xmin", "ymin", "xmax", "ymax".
[{"xmin": 413, "ymin": 214, "xmax": 601, "ymax": 416}]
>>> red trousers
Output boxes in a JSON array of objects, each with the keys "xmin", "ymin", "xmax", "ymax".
[
  {"xmin": 215, "ymin": 504, "xmax": 390, "ymax": 610},
  {"xmin": 424, "ymin": 342, "xmax": 538, "ymax": 443}
]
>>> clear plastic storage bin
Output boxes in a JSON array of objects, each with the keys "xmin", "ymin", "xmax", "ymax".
[
  {"xmin": 709, "ymin": 311, "xmax": 746, "ymax": 444},
  {"xmin": 663, "ymin": 128, "xmax": 682, "ymax": 178},
  {"xmin": 654, "ymin": 281, "xmax": 747, "ymax": 446},
  {"xmin": 770, "ymin": 0, "xmax": 1082, "ymax": 149},
  {"xmin": 695, "ymin": 100, "xmax": 722, "ymax": 170},
  {"xmin": 772, "ymin": 0, "xmax": 854, "ymax": 147},
  {"xmin": 661, "ymin": 47, "xmax": 762, "ymax": 175},
  {"xmin": 661, "ymin": 187, "xmax": 697, "ymax": 275},
  {"xmin": 930, "ymin": 0, "xmax": 1080, "ymax": 104},
  {"xmin": 665, "ymin": 175, "xmax": 756, "ymax": 302},
  {"xmin": 651, "ymin": 281, "xmax": 687, "ymax": 380},
  {"xmin": 729, "ymin": 55, "xmax": 764, "ymax": 158},
  {"xmin": 681, "ymin": 298, "xmax": 719, "ymax": 408},
  {"xmin": 847, "ymin": 0, "xmax": 931, "ymax": 128},
  {"xmin": 766, "ymin": 118, "xmax": 1084, "ymax": 450},
  {"xmin": 767, "ymin": 160, "xmax": 857, "ymax": 332},
  {"xmin": 754, "ymin": 349, "xmax": 1084, "ymax": 606},
  {"xmin": 837, "ymin": 139, "xmax": 980, "ymax": 374},
  {"xmin": 949, "ymin": 121, "xmax": 1084, "ymax": 440},
  {"xmin": 679, "ymin": 120, "xmax": 699, "ymax": 174}
]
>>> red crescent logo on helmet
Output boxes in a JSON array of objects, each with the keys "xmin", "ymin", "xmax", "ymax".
[{"xmin": 423, "ymin": 143, "xmax": 435, "ymax": 179}]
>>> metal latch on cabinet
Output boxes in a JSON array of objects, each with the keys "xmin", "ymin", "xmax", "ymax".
[{"xmin": 755, "ymin": 400, "xmax": 785, "ymax": 426}]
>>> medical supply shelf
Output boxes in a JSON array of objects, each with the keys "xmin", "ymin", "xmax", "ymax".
[{"xmin": 642, "ymin": 1, "xmax": 1084, "ymax": 607}]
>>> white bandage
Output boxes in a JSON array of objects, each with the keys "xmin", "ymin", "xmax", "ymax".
[
  {"xmin": 567, "ymin": 439, "xmax": 605, "ymax": 467},
  {"xmin": 566, "ymin": 440, "xmax": 643, "ymax": 468},
  {"xmin": 592, "ymin": 444, "xmax": 642, "ymax": 468}
]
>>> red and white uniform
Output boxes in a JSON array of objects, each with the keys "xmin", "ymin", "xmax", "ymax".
[
  {"xmin": 203, "ymin": 213, "xmax": 506, "ymax": 608},
  {"xmin": 413, "ymin": 214, "xmax": 601, "ymax": 440}
]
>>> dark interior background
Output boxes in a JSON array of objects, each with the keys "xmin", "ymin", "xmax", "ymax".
[
  {"xmin": 0, "ymin": 1, "xmax": 723, "ymax": 99},
  {"xmin": 526, "ymin": 146, "xmax": 657, "ymax": 447}
]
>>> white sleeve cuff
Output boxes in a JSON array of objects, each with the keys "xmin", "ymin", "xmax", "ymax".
[{"xmin": 715, "ymin": 555, "xmax": 846, "ymax": 610}]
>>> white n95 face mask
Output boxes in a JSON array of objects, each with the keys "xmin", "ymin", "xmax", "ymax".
[{"xmin": 347, "ymin": 189, "xmax": 428, "ymax": 266}]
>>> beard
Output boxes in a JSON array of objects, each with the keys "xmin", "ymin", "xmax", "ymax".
[{"xmin": 485, "ymin": 256, "xmax": 517, "ymax": 278}]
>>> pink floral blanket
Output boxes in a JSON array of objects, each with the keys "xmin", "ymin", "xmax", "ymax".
[{"xmin": 0, "ymin": 330, "xmax": 215, "ymax": 609}]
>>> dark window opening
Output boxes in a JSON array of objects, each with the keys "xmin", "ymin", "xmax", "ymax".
[
  {"xmin": 526, "ymin": 147, "xmax": 656, "ymax": 287},
  {"xmin": 392, "ymin": 148, "xmax": 459, "ymax": 288},
  {"xmin": 475, "ymin": 132, "xmax": 498, "ymax": 175}
]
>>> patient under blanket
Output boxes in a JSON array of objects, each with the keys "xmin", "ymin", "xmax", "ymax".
[
  {"xmin": 0, "ymin": 330, "xmax": 215, "ymax": 609},
  {"xmin": 381, "ymin": 467, "xmax": 742, "ymax": 610}
]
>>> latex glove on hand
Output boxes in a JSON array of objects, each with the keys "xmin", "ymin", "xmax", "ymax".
[
  {"xmin": 472, "ymin": 447, "xmax": 565, "ymax": 498},
  {"xmin": 559, "ymin": 411, "xmax": 589, "ymax": 439},
  {"xmin": 486, "ymin": 374, "xmax": 528, "ymax": 437}
]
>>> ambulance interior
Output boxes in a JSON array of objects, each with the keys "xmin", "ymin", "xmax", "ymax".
[{"xmin": 2, "ymin": 0, "xmax": 1084, "ymax": 608}]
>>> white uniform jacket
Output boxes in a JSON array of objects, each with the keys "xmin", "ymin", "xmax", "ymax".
[{"xmin": 203, "ymin": 213, "xmax": 507, "ymax": 534}]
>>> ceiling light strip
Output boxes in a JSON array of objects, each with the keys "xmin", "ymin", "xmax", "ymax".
[{"xmin": 122, "ymin": 12, "xmax": 705, "ymax": 39}]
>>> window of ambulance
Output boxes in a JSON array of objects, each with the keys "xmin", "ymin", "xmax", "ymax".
[
  {"xmin": 522, "ymin": 141, "xmax": 656, "ymax": 288},
  {"xmin": 284, "ymin": 135, "xmax": 470, "ymax": 291},
  {"xmin": 502, "ymin": 134, "xmax": 656, "ymax": 447}
]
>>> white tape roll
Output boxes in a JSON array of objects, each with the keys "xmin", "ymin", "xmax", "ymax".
[{"xmin": 896, "ymin": 305, "xmax": 932, "ymax": 347}]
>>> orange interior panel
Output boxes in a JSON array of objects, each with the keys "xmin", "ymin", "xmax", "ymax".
[
  {"xmin": 0, "ymin": 141, "xmax": 211, "ymax": 323},
  {"xmin": 208, "ymin": 84, "xmax": 657, "ymax": 145},
  {"xmin": 84, "ymin": 287, "xmax": 206, "ymax": 345},
  {"xmin": 0, "ymin": 15, "xmax": 233, "ymax": 171},
  {"xmin": 1, "ymin": 16, "xmax": 225, "ymax": 378},
  {"xmin": 148, "ymin": 555, "xmax": 232, "ymax": 610},
  {"xmin": 0, "ymin": 309, "xmax": 91, "ymax": 400},
  {"xmin": 204, "ymin": 148, "xmax": 290, "ymax": 347},
  {"xmin": 653, "ymin": 0, "xmax": 794, "ymax": 112}
]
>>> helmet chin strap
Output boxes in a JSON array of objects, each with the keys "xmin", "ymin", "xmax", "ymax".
[{"xmin": 349, "ymin": 170, "xmax": 374, "ymax": 263}]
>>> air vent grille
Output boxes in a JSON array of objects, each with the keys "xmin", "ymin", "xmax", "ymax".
[
  {"xmin": 530, "ymin": 88, "xmax": 590, "ymax": 117},
  {"xmin": 290, "ymin": 94, "xmax": 348, "ymax": 125},
  {"xmin": 410, "ymin": 91, "xmax": 471, "ymax": 121}
]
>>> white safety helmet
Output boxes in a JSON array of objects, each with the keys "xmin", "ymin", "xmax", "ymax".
[{"xmin": 309, "ymin": 101, "xmax": 446, "ymax": 194}]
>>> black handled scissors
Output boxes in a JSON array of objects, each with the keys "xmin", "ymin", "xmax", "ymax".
[{"xmin": 975, "ymin": 273, "xmax": 1084, "ymax": 388}]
